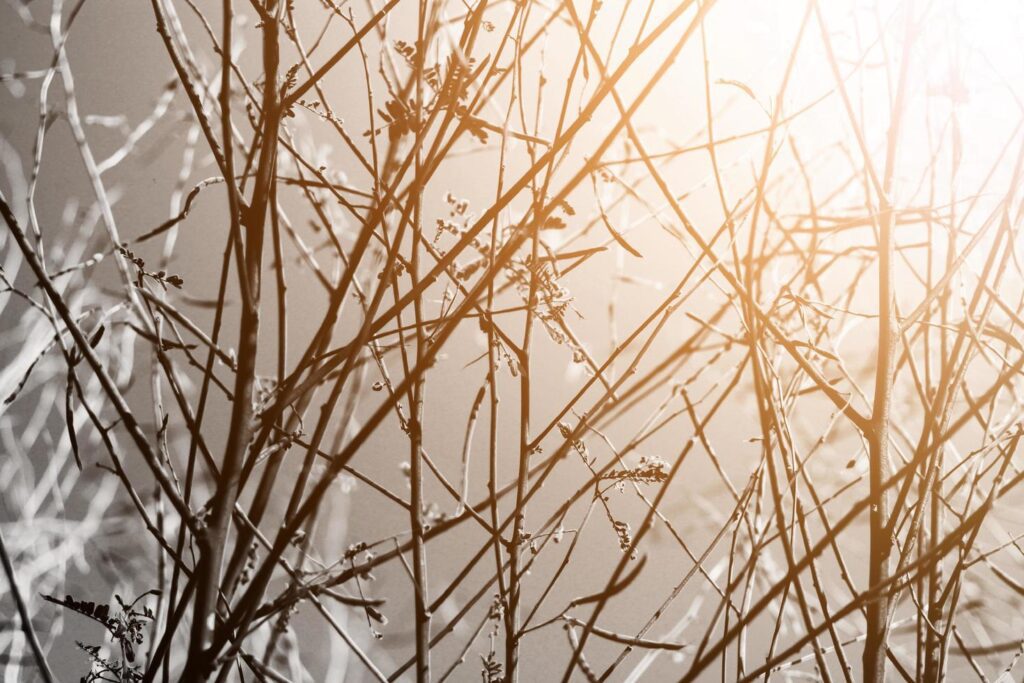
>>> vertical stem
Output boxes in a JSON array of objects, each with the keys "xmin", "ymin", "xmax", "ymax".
[
  {"xmin": 408, "ymin": 1, "xmax": 431, "ymax": 679},
  {"xmin": 923, "ymin": 75, "xmax": 959, "ymax": 683},
  {"xmin": 186, "ymin": 0, "xmax": 279, "ymax": 675},
  {"xmin": 864, "ymin": 244, "xmax": 896, "ymax": 683},
  {"xmin": 864, "ymin": 4, "xmax": 915, "ymax": 677},
  {"xmin": 817, "ymin": 4, "xmax": 915, "ymax": 678}
]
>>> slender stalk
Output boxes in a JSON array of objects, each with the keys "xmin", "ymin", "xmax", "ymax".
[{"xmin": 0, "ymin": 526, "xmax": 55, "ymax": 683}]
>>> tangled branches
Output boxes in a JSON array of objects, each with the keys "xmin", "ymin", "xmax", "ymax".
[{"xmin": 3, "ymin": 0, "xmax": 1024, "ymax": 681}]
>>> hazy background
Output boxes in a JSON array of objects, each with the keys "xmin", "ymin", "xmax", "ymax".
[{"xmin": 4, "ymin": 0, "xmax": 1024, "ymax": 680}]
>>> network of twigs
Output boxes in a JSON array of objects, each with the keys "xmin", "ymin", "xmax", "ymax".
[{"xmin": 3, "ymin": 0, "xmax": 1024, "ymax": 681}]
